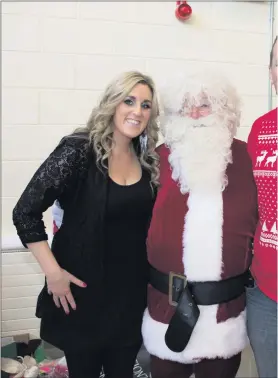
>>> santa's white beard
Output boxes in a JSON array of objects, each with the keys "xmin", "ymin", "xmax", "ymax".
[{"xmin": 163, "ymin": 114, "xmax": 233, "ymax": 194}]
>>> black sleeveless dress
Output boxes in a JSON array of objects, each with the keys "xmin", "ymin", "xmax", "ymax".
[{"xmin": 99, "ymin": 169, "xmax": 154, "ymax": 346}]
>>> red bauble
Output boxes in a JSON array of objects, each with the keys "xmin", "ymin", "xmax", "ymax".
[{"xmin": 175, "ymin": 2, "xmax": 192, "ymax": 21}]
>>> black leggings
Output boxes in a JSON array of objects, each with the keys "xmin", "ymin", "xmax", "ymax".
[
  {"xmin": 151, "ymin": 352, "xmax": 241, "ymax": 378},
  {"xmin": 64, "ymin": 342, "xmax": 141, "ymax": 378}
]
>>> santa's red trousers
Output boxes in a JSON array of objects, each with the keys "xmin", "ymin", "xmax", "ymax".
[{"xmin": 151, "ymin": 352, "xmax": 241, "ymax": 378}]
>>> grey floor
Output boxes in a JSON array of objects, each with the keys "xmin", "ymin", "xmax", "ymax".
[{"xmin": 237, "ymin": 346, "xmax": 258, "ymax": 378}]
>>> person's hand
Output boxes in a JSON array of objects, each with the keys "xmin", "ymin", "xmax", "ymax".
[{"xmin": 46, "ymin": 268, "xmax": 87, "ymax": 314}]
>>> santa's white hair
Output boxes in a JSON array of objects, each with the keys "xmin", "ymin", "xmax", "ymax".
[
  {"xmin": 160, "ymin": 71, "xmax": 241, "ymax": 136},
  {"xmin": 159, "ymin": 71, "xmax": 242, "ymax": 194}
]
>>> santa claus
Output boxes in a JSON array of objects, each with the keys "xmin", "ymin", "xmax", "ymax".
[{"xmin": 142, "ymin": 73, "xmax": 258, "ymax": 378}]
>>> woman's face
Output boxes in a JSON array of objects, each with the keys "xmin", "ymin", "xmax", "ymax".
[{"xmin": 113, "ymin": 83, "xmax": 153, "ymax": 141}]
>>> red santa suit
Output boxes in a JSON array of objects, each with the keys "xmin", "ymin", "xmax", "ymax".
[{"xmin": 142, "ymin": 137, "xmax": 258, "ymax": 363}]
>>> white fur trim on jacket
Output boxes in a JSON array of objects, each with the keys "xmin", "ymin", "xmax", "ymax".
[
  {"xmin": 142, "ymin": 308, "xmax": 247, "ymax": 363},
  {"xmin": 143, "ymin": 184, "xmax": 248, "ymax": 362}
]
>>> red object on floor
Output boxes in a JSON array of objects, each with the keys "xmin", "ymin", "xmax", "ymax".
[{"xmin": 175, "ymin": 1, "xmax": 192, "ymax": 21}]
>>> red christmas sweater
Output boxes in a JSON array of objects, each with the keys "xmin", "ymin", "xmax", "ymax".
[{"xmin": 247, "ymin": 108, "xmax": 278, "ymax": 302}]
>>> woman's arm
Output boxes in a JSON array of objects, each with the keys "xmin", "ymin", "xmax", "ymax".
[
  {"xmin": 13, "ymin": 137, "xmax": 88, "ymax": 313},
  {"xmin": 27, "ymin": 241, "xmax": 61, "ymax": 277},
  {"xmin": 13, "ymin": 137, "xmax": 86, "ymax": 246}
]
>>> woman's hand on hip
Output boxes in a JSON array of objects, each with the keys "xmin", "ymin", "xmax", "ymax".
[{"xmin": 46, "ymin": 269, "xmax": 87, "ymax": 314}]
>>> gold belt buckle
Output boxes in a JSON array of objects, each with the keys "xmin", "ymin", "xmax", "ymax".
[{"xmin": 169, "ymin": 271, "xmax": 187, "ymax": 307}]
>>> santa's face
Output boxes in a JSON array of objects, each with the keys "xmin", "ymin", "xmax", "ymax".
[
  {"xmin": 180, "ymin": 93, "xmax": 213, "ymax": 125},
  {"xmin": 164, "ymin": 94, "xmax": 233, "ymax": 193},
  {"xmin": 182, "ymin": 99, "xmax": 212, "ymax": 120}
]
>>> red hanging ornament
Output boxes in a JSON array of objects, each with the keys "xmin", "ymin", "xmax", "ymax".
[{"xmin": 175, "ymin": 1, "xmax": 192, "ymax": 21}]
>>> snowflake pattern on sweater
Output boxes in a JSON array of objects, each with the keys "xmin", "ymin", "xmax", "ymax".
[
  {"xmin": 253, "ymin": 116, "xmax": 278, "ymax": 249},
  {"xmin": 248, "ymin": 107, "xmax": 277, "ymax": 300}
]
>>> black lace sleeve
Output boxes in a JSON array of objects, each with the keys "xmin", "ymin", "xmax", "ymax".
[{"xmin": 12, "ymin": 136, "xmax": 88, "ymax": 248}]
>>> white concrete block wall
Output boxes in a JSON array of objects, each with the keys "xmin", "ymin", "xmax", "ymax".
[
  {"xmin": 1, "ymin": 1, "xmax": 274, "ymax": 345},
  {"xmin": 2, "ymin": 251, "xmax": 43, "ymax": 337}
]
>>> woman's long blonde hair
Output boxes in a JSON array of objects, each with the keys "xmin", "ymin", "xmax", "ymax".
[{"xmin": 75, "ymin": 71, "xmax": 160, "ymax": 187}]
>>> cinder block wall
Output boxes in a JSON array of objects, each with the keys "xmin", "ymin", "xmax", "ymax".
[{"xmin": 1, "ymin": 5, "xmax": 272, "ymax": 364}]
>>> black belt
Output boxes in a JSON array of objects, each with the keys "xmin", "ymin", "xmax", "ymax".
[
  {"xmin": 150, "ymin": 265, "xmax": 252, "ymax": 306},
  {"xmin": 149, "ymin": 265, "xmax": 253, "ymax": 353}
]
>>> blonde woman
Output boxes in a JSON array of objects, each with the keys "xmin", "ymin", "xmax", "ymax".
[{"xmin": 13, "ymin": 71, "xmax": 160, "ymax": 378}]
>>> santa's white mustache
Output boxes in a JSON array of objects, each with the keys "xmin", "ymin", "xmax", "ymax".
[
  {"xmin": 162, "ymin": 113, "xmax": 226, "ymax": 144},
  {"xmin": 185, "ymin": 114, "xmax": 218, "ymax": 128}
]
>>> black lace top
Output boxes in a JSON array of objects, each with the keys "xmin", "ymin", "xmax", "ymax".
[
  {"xmin": 12, "ymin": 134, "xmax": 156, "ymax": 350},
  {"xmin": 13, "ymin": 136, "xmax": 89, "ymax": 247}
]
